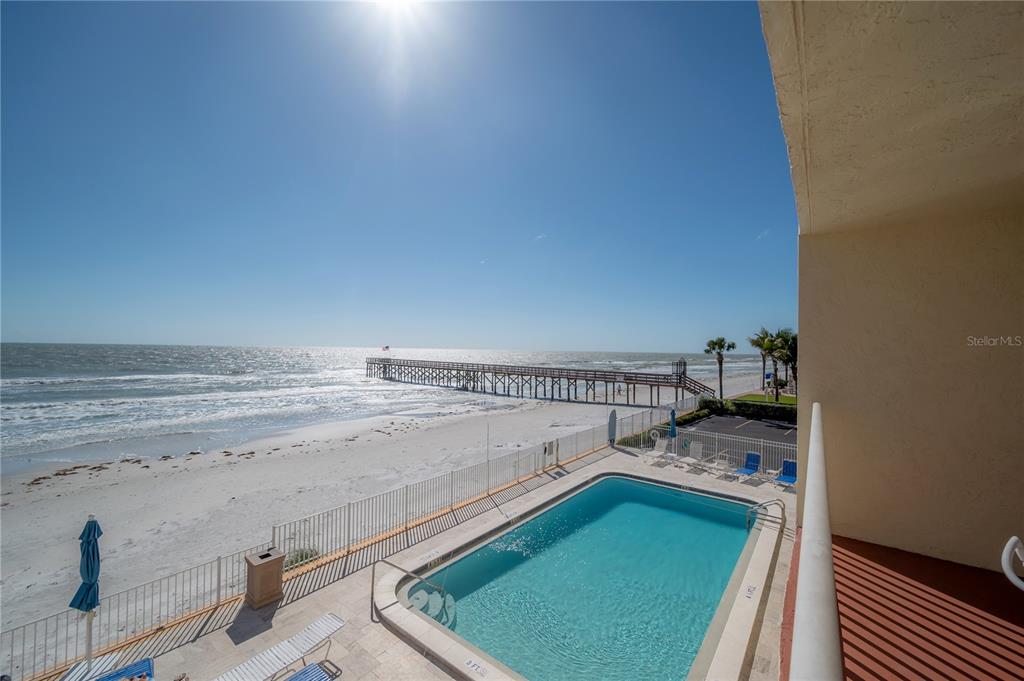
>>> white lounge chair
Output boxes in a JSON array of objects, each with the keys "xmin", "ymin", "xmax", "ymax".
[
  {"xmin": 59, "ymin": 653, "xmax": 121, "ymax": 681},
  {"xmin": 213, "ymin": 613, "xmax": 345, "ymax": 681}
]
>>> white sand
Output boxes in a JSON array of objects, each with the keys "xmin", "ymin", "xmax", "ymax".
[
  {"xmin": 0, "ymin": 371, "xmax": 762, "ymax": 629},
  {"xmin": 0, "ymin": 398, "xmax": 643, "ymax": 628}
]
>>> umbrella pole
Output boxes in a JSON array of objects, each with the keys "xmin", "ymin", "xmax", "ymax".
[{"xmin": 85, "ymin": 609, "xmax": 94, "ymax": 672}]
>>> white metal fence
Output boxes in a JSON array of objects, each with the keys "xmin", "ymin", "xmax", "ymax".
[
  {"xmin": 671, "ymin": 428, "xmax": 797, "ymax": 474},
  {"xmin": 615, "ymin": 410, "xmax": 798, "ymax": 475},
  {"xmin": 0, "ymin": 542, "xmax": 270, "ymax": 681},
  {"xmin": 0, "ymin": 396, "xmax": 700, "ymax": 680}
]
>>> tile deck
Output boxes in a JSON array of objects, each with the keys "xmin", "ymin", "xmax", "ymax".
[{"xmin": 39, "ymin": 447, "xmax": 798, "ymax": 681}]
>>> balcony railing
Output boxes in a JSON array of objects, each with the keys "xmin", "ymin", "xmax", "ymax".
[{"xmin": 790, "ymin": 402, "xmax": 843, "ymax": 681}]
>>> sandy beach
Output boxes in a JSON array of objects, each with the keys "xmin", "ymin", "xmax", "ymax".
[
  {"xmin": 0, "ymin": 370, "xmax": 761, "ymax": 630},
  {"xmin": 0, "ymin": 398, "xmax": 638, "ymax": 629}
]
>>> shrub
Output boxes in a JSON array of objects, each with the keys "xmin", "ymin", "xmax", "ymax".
[
  {"xmin": 699, "ymin": 397, "xmax": 735, "ymax": 414},
  {"xmin": 699, "ymin": 396, "xmax": 796, "ymax": 424},
  {"xmin": 284, "ymin": 547, "xmax": 320, "ymax": 569},
  {"xmin": 675, "ymin": 409, "xmax": 710, "ymax": 426},
  {"xmin": 616, "ymin": 433, "xmax": 645, "ymax": 447}
]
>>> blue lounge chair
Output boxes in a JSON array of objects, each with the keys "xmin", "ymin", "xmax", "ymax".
[
  {"xmin": 92, "ymin": 658, "xmax": 154, "ymax": 681},
  {"xmin": 776, "ymin": 459, "xmax": 798, "ymax": 486},
  {"xmin": 735, "ymin": 452, "xmax": 761, "ymax": 476},
  {"xmin": 287, "ymin": 663, "xmax": 331, "ymax": 681}
]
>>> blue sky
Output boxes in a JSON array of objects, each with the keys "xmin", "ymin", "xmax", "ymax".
[{"xmin": 1, "ymin": 1, "xmax": 796, "ymax": 353}]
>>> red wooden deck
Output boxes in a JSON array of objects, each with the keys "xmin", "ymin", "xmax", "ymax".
[{"xmin": 782, "ymin": 531, "xmax": 1024, "ymax": 680}]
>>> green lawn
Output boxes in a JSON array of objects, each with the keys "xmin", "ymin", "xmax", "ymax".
[{"xmin": 734, "ymin": 392, "xmax": 798, "ymax": 405}]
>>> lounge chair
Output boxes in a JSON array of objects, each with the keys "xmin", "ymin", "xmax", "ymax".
[
  {"xmin": 735, "ymin": 452, "xmax": 761, "ymax": 476},
  {"xmin": 657, "ymin": 435, "xmax": 674, "ymax": 456},
  {"xmin": 286, "ymin": 663, "xmax": 331, "ymax": 681},
  {"xmin": 684, "ymin": 443, "xmax": 719, "ymax": 474},
  {"xmin": 60, "ymin": 653, "xmax": 122, "ymax": 681},
  {"xmin": 213, "ymin": 613, "xmax": 345, "ymax": 681},
  {"xmin": 92, "ymin": 658, "xmax": 154, "ymax": 681},
  {"xmin": 776, "ymin": 459, "xmax": 797, "ymax": 486}
]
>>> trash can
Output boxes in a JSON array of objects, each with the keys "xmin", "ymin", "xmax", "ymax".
[{"xmin": 245, "ymin": 547, "xmax": 284, "ymax": 609}]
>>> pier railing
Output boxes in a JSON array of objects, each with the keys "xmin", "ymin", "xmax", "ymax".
[
  {"xmin": 0, "ymin": 398, "xmax": 692, "ymax": 680},
  {"xmin": 366, "ymin": 356, "xmax": 716, "ymax": 396}
]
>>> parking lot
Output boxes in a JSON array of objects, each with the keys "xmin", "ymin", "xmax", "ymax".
[{"xmin": 680, "ymin": 414, "xmax": 797, "ymax": 445}]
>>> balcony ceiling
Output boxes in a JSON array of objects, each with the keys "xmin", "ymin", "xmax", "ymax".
[{"xmin": 760, "ymin": 1, "xmax": 1024, "ymax": 235}]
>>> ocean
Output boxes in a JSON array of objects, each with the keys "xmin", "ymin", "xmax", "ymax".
[{"xmin": 0, "ymin": 344, "xmax": 760, "ymax": 472}]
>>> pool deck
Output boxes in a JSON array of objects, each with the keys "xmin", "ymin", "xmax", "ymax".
[{"xmin": 139, "ymin": 448, "xmax": 796, "ymax": 681}]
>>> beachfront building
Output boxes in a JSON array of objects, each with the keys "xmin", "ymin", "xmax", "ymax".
[
  {"xmin": 2, "ymin": 3, "xmax": 1021, "ymax": 681},
  {"xmin": 760, "ymin": 0, "xmax": 1024, "ymax": 678}
]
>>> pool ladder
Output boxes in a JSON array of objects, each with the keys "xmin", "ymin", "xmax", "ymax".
[
  {"xmin": 370, "ymin": 558, "xmax": 453, "ymax": 624},
  {"xmin": 746, "ymin": 498, "xmax": 786, "ymax": 529}
]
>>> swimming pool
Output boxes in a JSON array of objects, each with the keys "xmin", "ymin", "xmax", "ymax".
[{"xmin": 407, "ymin": 476, "xmax": 752, "ymax": 681}]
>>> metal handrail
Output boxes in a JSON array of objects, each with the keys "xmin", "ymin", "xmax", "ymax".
[
  {"xmin": 746, "ymin": 498, "xmax": 786, "ymax": 529},
  {"xmin": 1002, "ymin": 536, "xmax": 1024, "ymax": 591},
  {"xmin": 369, "ymin": 558, "xmax": 448, "ymax": 623}
]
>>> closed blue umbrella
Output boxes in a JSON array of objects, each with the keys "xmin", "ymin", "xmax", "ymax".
[
  {"xmin": 70, "ymin": 514, "xmax": 102, "ymax": 672},
  {"xmin": 669, "ymin": 409, "xmax": 677, "ymax": 439}
]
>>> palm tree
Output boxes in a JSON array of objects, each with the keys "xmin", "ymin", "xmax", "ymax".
[
  {"xmin": 704, "ymin": 336, "xmax": 736, "ymax": 398},
  {"xmin": 774, "ymin": 328, "xmax": 795, "ymax": 382},
  {"xmin": 748, "ymin": 327, "xmax": 771, "ymax": 390},
  {"xmin": 763, "ymin": 332, "xmax": 782, "ymax": 402},
  {"xmin": 764, "ymin": 328, "xmax": 796, "ymax": 401},
  {"xmin": 774, "ymin": 332, "xmax": 798, "ymax": 395}
]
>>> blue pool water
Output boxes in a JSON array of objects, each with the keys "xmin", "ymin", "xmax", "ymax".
[{"xmin": 410, "ymin": 477, "xmax": 751, "ymax": 681}]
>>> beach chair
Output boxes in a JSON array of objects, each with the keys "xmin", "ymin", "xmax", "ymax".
[
  {"xmin": 776, "ymin": 459, "xmax": 798, "ymax": 487},
  {"xmin": 59, "ymin": 653, "xmax": 122, "ymax": 681},
  {"xmin": 735, "ymin": 452, "xmax": 761, "ymax": 477},
  {"xmin": 683, "ymin": 442, "xmax": 716, "ymax": 474},
  {"xmin": 657, "ymin": 435, "xmax": 674, "ymax": 456},
  {"xmin": 654, "ymin": 435, "xmax": 677, "ymax": 463},
  {"xmin": 213, "ymin": 613, "xmax": 345, "ymax": 681},
  {"xmin": 92, "ymin": 658, "xmax": 154, "ymax": 681},
  {"xmin": 286, "ymin": 663, "xmax": 331, "ymax": 681}
]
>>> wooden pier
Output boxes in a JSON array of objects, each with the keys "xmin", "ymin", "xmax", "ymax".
[{"xmin": 365, "ymin": 357, "xmax": 715, "ymax": 406}]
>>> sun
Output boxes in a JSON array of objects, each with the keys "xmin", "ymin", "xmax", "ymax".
[{"xmin": 375, "ymin": 0, "xmax": 420, "ymax": 24}]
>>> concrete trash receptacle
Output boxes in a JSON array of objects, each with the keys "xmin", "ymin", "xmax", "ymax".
[{"xmin": 245, "ymin": 547, "xmax": 285, "ymax": 609}]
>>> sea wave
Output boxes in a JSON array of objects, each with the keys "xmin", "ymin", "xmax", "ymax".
[{"xmin": 0, "ymin": 344, "xmax": 761, "ymax": 459}]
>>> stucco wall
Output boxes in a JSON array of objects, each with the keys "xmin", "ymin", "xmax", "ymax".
[{"xmin": 797, "ymin": 204, "xmax": 1024, "ymax": 571}]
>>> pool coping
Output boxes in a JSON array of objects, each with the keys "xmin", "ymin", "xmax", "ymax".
[{"xmin": 372, "ymin": 465, "xmax": 785, "ymax": 681}]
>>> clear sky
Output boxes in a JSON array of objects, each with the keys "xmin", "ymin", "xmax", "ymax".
[{"xmin": 1, "ymin": 1, "xmax": 797, "ymax": 353}]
